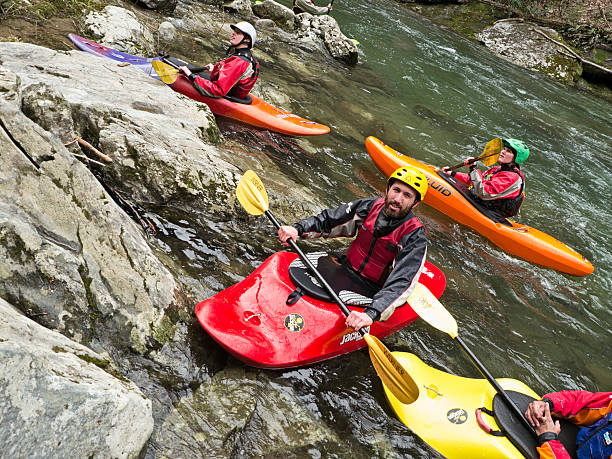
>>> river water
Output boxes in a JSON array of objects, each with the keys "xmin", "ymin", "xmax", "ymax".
[{"xmin": 153, "ymin": 0, "xmax": 611, "ymax": 455}]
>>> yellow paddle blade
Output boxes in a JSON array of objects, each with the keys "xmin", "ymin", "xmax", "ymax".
[
  {"xmin": 152, "ymin": 60, "xmax": 179, "ymax": 85},
  {"xmin": 408, "ymin": 283, "xmax": 458, "ymax": 339},
  {"xmin": 481, "ymin": 137, "xmax": 503, "ymax": 167},
  {"xmin": 236, "ymin": 170, "xmax": 269, "ymax": 216},
  {"xmin": 364, "ymin": 333, "xmax": 419, "ymax": 404}
]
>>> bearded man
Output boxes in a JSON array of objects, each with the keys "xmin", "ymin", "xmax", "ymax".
[{"xmin": 278, "ymin": 166, "xmax": 428, "ymax": 331}]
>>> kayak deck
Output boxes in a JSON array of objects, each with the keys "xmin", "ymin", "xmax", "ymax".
[
  {"xmin": 365, "ymin": 136, "xmax": 593, "ymax": 276},
  {"xmin": 384, "ymin": 352, "xmax": 537, "ymax": 458},
  {"xmin": 195, "ymin": 252, "xmax": 446, "ymax": 368}
]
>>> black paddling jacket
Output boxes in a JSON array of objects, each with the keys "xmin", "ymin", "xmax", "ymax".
[{"xmin": 293, "ymin": 197, "xmax": 427, "ymax": 322}]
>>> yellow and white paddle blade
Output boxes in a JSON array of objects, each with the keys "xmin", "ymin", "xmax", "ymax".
[
  {"xmin": 482, "ymin": 137, "xmax": 503, "ymax": 166},
  {"xmin": 152, "ymin": 60, "xmax": 179, "ymax": 85},
  {"xmin": 364, "ymin": 333, "xmax": 419, "ymax": 404},
  {"xmin": 236, "ymin": 170, "xmax": 269, "ymax": 216},
  {"xmin": 408, "ymin": 283, "xmax": 459, "ymax": 339}
]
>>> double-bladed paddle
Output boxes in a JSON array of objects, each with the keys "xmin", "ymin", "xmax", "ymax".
[
  {"xmin": 236, "ymin": 169, "xmax": 419, "ymax": 404},
  {"xmin": 446, "ymin": 137, "xmax": 503, "ymax": 172},
  {"xmin": 408, "ymin": 283, "xmax": 537, "ymax": 435}
]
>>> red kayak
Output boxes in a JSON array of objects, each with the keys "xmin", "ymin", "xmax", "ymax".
[{"xmin": 195, "ymin": 251, "xmax": 446, "ymax": 368}]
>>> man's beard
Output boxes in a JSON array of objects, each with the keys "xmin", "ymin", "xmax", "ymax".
[{"xmin": 383, "ymin": 195, "xmax": 411, "ymax": 219}]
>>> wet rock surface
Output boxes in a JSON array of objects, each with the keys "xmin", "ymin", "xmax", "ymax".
[{"xmin": 0, "ymin": 297, "xmax": 153, "ymax": 458}]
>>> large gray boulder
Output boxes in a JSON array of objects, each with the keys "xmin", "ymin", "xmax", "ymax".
[
  {"xmin": 477, "ymin": 21, "xmax": 582, "ymax": 85},
  {"xmin": 0, "ymin": 97, "xmax": 179, "ymax": 354},
  {"xmin": 296, "ymin": 13, "xmax": 358, "ymax": 65},
  {"xmin": 85, "ymin": 5, "xmax": 155, "ymax": 55},
  {"xmin": 252, "ymin": 0, "xmax": 296, "ymax": 32},
  {"xmin": 0, "ymin": 298, "xmax": 153, "ymax": 458}
]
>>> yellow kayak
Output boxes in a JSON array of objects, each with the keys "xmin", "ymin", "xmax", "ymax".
[{"xmin": 382, "ymin": 353, "xmax": 578, "ymax": 458}]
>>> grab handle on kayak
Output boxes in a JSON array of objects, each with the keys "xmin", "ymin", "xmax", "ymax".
[{"xmin": 475, "ymin": 407, "xmax": 505, "ymax": 437}]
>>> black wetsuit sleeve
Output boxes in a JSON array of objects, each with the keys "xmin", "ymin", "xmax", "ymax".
[
  {"xmin": 365, "ymin": 226, "xmax": 427, "ymax": 321},
  {"xmin": 293, "ymin": 198, "xmax": 378, "ymax": 239}
]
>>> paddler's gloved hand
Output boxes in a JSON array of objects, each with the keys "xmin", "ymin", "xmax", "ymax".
[
  {"xmin": 179, "ymin": 66, "xmax": 197, "ymax": 82},
  {"xmin": 278, "ymin": 225, "xmax": 298, "ymax": 247},
  {"xmin": 440, "ymin": 166, "xmax": 456, "ymax": 177},
  {"xmin": 463, "ymin": 156, "xmax": 476, "ymax": 169},
  {"xmin": 204, "ymin": 64, "xmax": 214, "ymax": 72},
  {"xmin": 345, "ymin": 310, "xmax": 373, "ymax": 331}
]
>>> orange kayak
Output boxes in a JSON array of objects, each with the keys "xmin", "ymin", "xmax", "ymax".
[{"xmin": 365, "ymin": 136, "xmax": 593, "ymax": 277}]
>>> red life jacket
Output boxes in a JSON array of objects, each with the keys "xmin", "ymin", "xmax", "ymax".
[
  {"xmin": 480, "ymin": 166, "xmax": 526, "ymax": 218},
  {"xmin": 346, "ymin": 198, "xmax": 422, "ymax": 286}
]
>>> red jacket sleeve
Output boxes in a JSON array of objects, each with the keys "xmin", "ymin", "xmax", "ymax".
[
  {"xmin": 192, "ymin": 56, "xmax": 250, "ymax": 98},
  {"xmin": 537, "ymin": 440, "xmax": 572, "ymax": 459},
  {"xmin": 453, "ymin": 171, "xmax": 471, "ymax": 185},
  {"xmin": 544, "ymin": 390, "xmax": 612, "ymax": 425}
]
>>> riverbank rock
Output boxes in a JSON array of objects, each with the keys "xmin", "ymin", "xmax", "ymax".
[
  {"xmin": 223, "ymin": 0, "xmax": 253, "ymax": 17},
  {"xmin": 0, "ymin": 298, "xmax": 153, "ymax": 458},
  {"xmin": 0, "ymin": 95, "xmax": 182, "ymax": 354},
  {"xmin": 154, "ymin": 367, "xmax": 342, "ymax": 456},
  {"xmin": 295, "ymin": 13, "xmax": 358, "ymax": 65},
  {"xmin": 477, "ymin": 21, "xmax": 582, "ymax": 85},
  {"xmin": 252, "ymin": 0, "xmax": 295, "ymax": 32},
  {"xmin": 138, "ymin": 0, "xmax": 178, "ymax": 13},
  {"xmin": 85, "ymin": 5, "xmax": 155, "ymax": 55},
  {"xmin": 252, "ymin": 0, "xmax": 358, "ymax": 64}
]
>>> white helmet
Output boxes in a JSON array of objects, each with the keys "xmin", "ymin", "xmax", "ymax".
[{"xmin": 231, "ymin": 21, "xmax": 257, "ymax": 48}]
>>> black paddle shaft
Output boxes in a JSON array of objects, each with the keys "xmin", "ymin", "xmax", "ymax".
[
  {"xmin": 265, "ymin": 210, "xmax": 364, "ymax": 331},
  {"xmin": 447, "ymin": 151, "xmax": 498, "ymax": 171},
  {"xmin": 455, "ymin": 335, "xmax": 537, "ymax": 436}
]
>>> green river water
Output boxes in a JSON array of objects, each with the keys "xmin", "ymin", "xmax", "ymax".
[{"xmin": 151, "ymin": 0, "xmax": 611, "ymax": 455}]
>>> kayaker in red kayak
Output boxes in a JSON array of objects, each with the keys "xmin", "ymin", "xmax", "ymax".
[
  {"xmin": 524, "ymin": 390, "xmax": 612, "ymax": 459},
  {"xmin": 178, "ymin": 22, "xmax": 259, "ymax": 99},
  {"xmin": 292, "ymin": 0, "xmax": 333, "ymax": 15},
  {"xmin": 278, "ymin": 167, "xmax": 428, "ymax": 332},
  {"xmin": 441, "ymin": 139, "xmax": 529, "ymax": 219}
]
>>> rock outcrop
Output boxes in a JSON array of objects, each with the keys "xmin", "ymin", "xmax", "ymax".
[
  {"xmin": 477, "ymin": 21, "xmax": 583, "ymax": 85},
  {"xmin": 0, "ymin": 298, "xmax": 153, "ymax": 458},
  {"xmin": 85, "ymin": 5, "xmax": 155, "ymax": 55}
]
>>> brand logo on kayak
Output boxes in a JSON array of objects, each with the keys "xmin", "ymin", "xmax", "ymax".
[
  {"xmin": 512, "ymin": 227, "xmax": 529, "ymax": 232},
  {"xmin": 276, "ymin": 113, "xmax": 299, "ymax": 119},
  {"xmin": 284, "ymin": 313, "xmax": 304, "ymax": 332},
  {"xmin": 446, "ymin": 408, "xmax": 468, "ymax": 424},
  {"xmin": 426, "ymin": 178, "xmax": 452, "ymax": 197},
  {"xmin": 339, "ymin": 326, "xmax": 371, "ymax": 345}
]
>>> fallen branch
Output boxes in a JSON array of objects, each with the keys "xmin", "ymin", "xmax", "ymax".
[
  {"xmin": 533, "ymin": 28, "xmax": 612, "ymax": 75},
  {"xmin": 71, "ymin": 152, "xmax": 107, "ymax": 167},
  {"xmin": 74, "ymin": 136, "xmax": 113, "ymax": 163}
]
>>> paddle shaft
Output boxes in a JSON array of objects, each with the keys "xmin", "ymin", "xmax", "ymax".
[
  {"xmin": 455, "ymin": 336, "xmax": 536, "ymax": 435},
  {"xmin": 447, "ymin": 151, "xmax": 498, "ymax": 171},
  {"xmin": 159, "ymin": 56, "xmax": 208, "ymax": 74},
  {"xmin": 264, "ymin": 210, "xmax": 357, "ymax": 324}
]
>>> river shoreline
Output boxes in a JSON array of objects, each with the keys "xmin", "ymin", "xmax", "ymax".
[{"xmin": 396, "ymin": 0, "xmax": 612, "ymax": 100}]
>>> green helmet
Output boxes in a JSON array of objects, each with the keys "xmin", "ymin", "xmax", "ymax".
[{"xmin": 502, "ymin": 138, "xmax": 530, "ymax": 164}]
